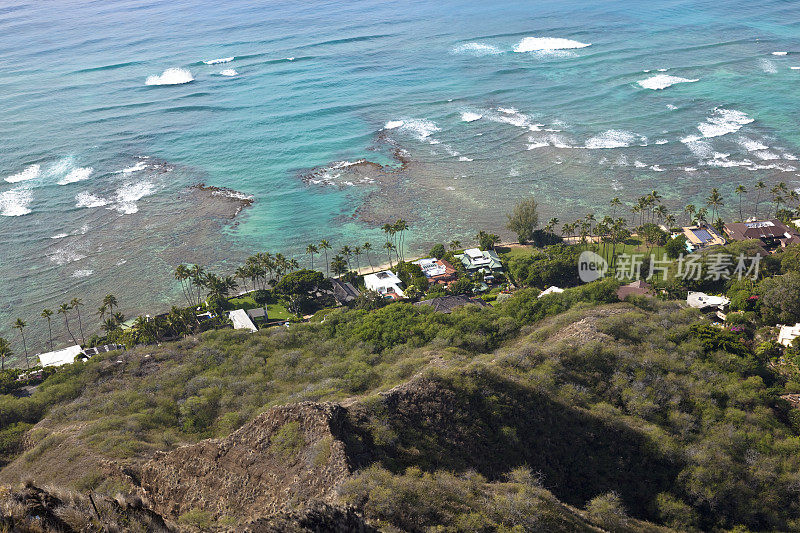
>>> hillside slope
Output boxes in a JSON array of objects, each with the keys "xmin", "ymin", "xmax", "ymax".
[{"xmin": 2, "ymin": 288, "xmax": 799, "ymax": 531}]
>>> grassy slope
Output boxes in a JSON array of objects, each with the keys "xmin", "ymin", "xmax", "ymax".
[{"xmin": 1, "ymin": 287, "xmax": 798, "ymax": 531}]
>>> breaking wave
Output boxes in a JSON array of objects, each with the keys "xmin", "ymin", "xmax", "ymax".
[
  {"xmin": 382, "ymin": 119, "xmax": 440, "ymax": 143},
  {"xmin": 585, "ymin": 130, "xmax": 644, "ymax": 149},
  {"xmin": 696, "ymin": 108, "xmax": 753, "ymax": 138},
  {"xmin": 203, "ymin": 57, "xmax": 234, "ymax": 64},
  {"xmin": 451, "ymin": 42, "xmax": 503, "ymax": 56},
  {"xmin": 637, "ymin": 74, "xmax": 699, "ymax": 90},
  {"xmin": 220, "ymin": 69, "xmax": 238, "ymax": 77},
  {"xmin": 5, "ymin": 164, "xmax": 40, "ymax": 183},
  {"xmin": 111, "ymin": 181, "xmax": 156, "ymax": 214},
  {"xmin": 0, "ymin": 187, "xmax": 32, "ymax": 216},
  {"xmin": 460, "ymin": 112, "xmax": 483, "ymax": 122},
  {"xmin": 513, "ymin": 37, "xmax": 591, "ymax": 53},
  {"xmin": 75, "ymin": 192, "xmax": 109, "ymax": 208},
  {"xmin": 57, "ymin": 167, "xmax": 93, "ymax": 185},
  {"xmin": 145, "ymin": 68, "xmax": 195, "ymax": 86}
]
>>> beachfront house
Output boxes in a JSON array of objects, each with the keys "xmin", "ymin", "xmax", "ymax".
[
  {"xmin": 457, "ymin": 248, "xmax": 503, "ymax": 283},
  {"xmin": 412, "ymin": 257, "xmax": 458, "ymax": 285},
  {"xmin": 724, "ymin": 219, "xmax": 800, "ymax": 250},
  {"xmin": 682, "ymin": 225, "xmax": 726, "ymax": 252},
  {"xmin": 328, "ymin": 277, "xmax": 361, "ymax": 305},
  {"xmin": 228, "ymin": 309, "xmax": 258, "ymax": 332},
  {"xmin": 364, "ymin": 270, "xmax": 405, "ymax": 299},
  {"xmin": 38, "ymin": 345, "xmax": 86, "ymax": 368},
  {"xmin": 778, "ymin": 324, "xmax": 800, "ymax": 347}
]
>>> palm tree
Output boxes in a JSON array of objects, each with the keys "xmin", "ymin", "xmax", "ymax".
[
  {"xmin": 101, "ymin": 318, "xmax": 118, "ymax": 334},
  {"xmin": 306, "ymin": 244, "xmax": 318, "ymax": 270},
  {"xmin": 394, "ymin": 219, "xmax": 408, "ymax": 261},
  {"xmin": 705, "ymin": 188, "xmax": 724, "ymax": 223},
  {"xmin": 13, "ymin": 319, "xmax": 29, "ymax": 370},
  {"xmin": 103, "ymin": 294, "xmax": 118, "ymax": 316},
  {"xmin": 70, "ymin": 298, "xmax": 86, "ymax": 345},
  {"xmin": 684, "ymin": 204, "xmax": 696, "ymax": 226},
  {"xmin": 449, "ymin": 240, "xmax": 461, "ymax": 251},
  {"xmin": 340, "ymin": 246, "xmax": 352, "ymax": 271},
  {"xmin": 754, "ymin": 180, "xmax": 766, "ymax": 219},
  {"xmin": 0, "ymin": 337, "xmax": 12, "ymax": 371},
  {"xmin": 41, "ymin": 308, "xmax": 54, "ymax": 351},
  {"xmin": 734, "ymin": 185, "xmax": 747, "ymax": 222},
  {"xmin": 546, "ymin": 217, "xmax": 559, "ymax": 234},
  {"xmin": 610, "ymin": 197, "xmax": 622, "ymax": 219},
  {"xmin": 331, "ymin": 254, "xmax": 348, "ymax": 276},
  {"xmin": 174, "ymin": 264, "xmax": 193, "ymax": 306},
  {"xmin": 189, "ymin": 265, "xmax": 206, "ymax": 306},
  {"xmin": 354, "ymin": 246, "xmax": 362, "ymax": 272},
  {"xmin": 383, "ymin": 241, "xmax": 395, "ymax": 268},
  {"xmin": 235, "ymin": 266, "xmax": 251, "ymax": 293},
  {"xmin": 58, "ymin": 303, "xmax": 78, "ymax": 345},
  {"xmin": 363, "ymin": 242, "xmax": 374, "ymax": 273},
  {"xmin": 319, "ymin": 240, "xmax": 331, "ymax": 276}
]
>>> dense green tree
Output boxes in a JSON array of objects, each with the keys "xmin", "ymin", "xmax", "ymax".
[{"xmin": 506, "ymin": 197, "xmax": 539, "ymax": 244}]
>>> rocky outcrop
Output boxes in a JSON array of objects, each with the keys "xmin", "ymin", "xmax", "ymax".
[
  {"xmin": 242, "ymin": 502, "xmax": 378, "ymax": 533},
  {"xmin": 141, "ymin": 402, "xmax": 352, "ymax": 521}
]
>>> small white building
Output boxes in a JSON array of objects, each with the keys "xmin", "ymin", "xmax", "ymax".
[
  {"xmin": 687, "ymin": 292, "xmax": 730, "ymax": 310},
  {"xmin": 778, "ymin": 324, "xmax": 800, "ymax": 347},
  {"xmin": 228, "ymin": 309, "xmax": 258, "ymax": 332},
  {"xmin": 413, "ymin": 258, "xmax": 447, "ymax": 278},
  {"xmin": 538, "ymin": 286, "xmax": 564, "ymax": 298},
  {"xmin": 38, "ymin": 345, "xmax": 85, "ymax": 368},
  {"xmin": 364, "ymin": 270, "xmax": 405, "ymax": 298}
]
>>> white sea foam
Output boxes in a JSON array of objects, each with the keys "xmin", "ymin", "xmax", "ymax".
[
  {"xmin": 203, "ymin": 57, "xmax": 234, "ymax": 65},
  {"xmin": 458, "ymin": 156, "xmax": 473, "ymax": 162},
  {"xmin": 681, "ymin": 135, "xmax": 715, "ymax": 158},
  {"xmin": 655, "ymin": 139, "xmax": 668, "ymax": 145},
  {"xmin": 145, "ymin": 68, "xmax": 194, "ymax": 86},
  {"xmin": 666, "ymin": 104, "xmax": 678, "ymax": 110},
  {"xmin": 71, "ymin": 269, "xmax": 93, "ymax": 278},
  {"xmin": 51, "ymin": 233, "xmax": 68, "ymax": 239},
  {"xmin": 111, "ymin": 181, "xmax": 155, "ymax": 214},
  {"xmin": 121, "ymin": 161, "xmax": 148, "ymax": 174},
  {"xmin": 220, "ymin": 68, "xmax": 238, "ymax": 77},
  {"xmin": 760, "ymin": 59, "xmax": 778, "ymax": 74},
  {"xmin": 772, "ymin": 51, "xmax": 788, "ymax": 56},
  {"xmin": 0, "ymin": 187, "xmax": 32, "ymax": 216},
  {"xmin": 585, "ymin": 130, "xmax": 642, "ymax": 149},
  {"xmin": 684, "ymin": 167, "xmax": 697, "ymax": 172},
  {"xmin": 527, "ymin": 141, "xmax": 549, "ymax": 150},
  {"xmin": 696, "ymin": 108, "xmax": 753, "ymax": 138},
  {"xmin": 49, "ymin": 248, "xmax": 86, "ymax": 265},
  {"xmin": 5, "ymin": 164, "xmax": 41, "ymax": 183},
  {"xmin": 383, "ymin": 119, "xmax": 440, "ymax": 143},
  {"xmin": 451, "ymin": 42, "xmax": 503, "ymax": 56},
  {"xmin": 211, "ymin": 189, "xmax": 254, "ymax": 201},
  {"xmin": 637, "ymin": 74, "xmax": 699, "ymax": 90},
  {"xmin": 485, "ymin": 107, "xmax": 542, "ymax": 131},
  {"xmin": 738, "ymin": 137, "xmax": 768, "ymax": 151},
  {"xmin": 513, "ymin": 37, "xmax": 591, "ymax": 53},
  {"xmin": 57, "ymin": 167, "xmax": 93, "ymax": 185},
  {"xmin": 634, "ymin": 160, "xmax": 648, "ymax": 168},
  {"xmin": 75, "ymin": 192, "xmax": 109, "ymax": 208},
  {"xmin": 754, "ymin": 150, "xmax": 780, "ymax": 160},
  {"xmin": 791, "ymin": 67, "xmax": 800, "ymax": 70},
  {"xmin": 650, "ymin": 165, "xmax": 665, "ymax": 172},
  {"xmin": 460, "ymin": 112, "xmax": 483, "ymax": 122}
]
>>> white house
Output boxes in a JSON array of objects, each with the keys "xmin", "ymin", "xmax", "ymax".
[
  {"xmin": 228, "ymin": 309, "xmax": 258, "ymax": 332},
  {"xmin": 687, "ymin": 292, "xmax": 730, "ymax": 310},
  {"xmin": 538, "ymin": 286, "xmax": 564, "ymax": 298},
  {"xmin": 38, "ymin": 345, "xmax": 85, "ymax": 367},
  {"xmin": 778, "ymin": 324, "xmax": 800, "ymax": 347},
  {"xmin": 364, "ymin": 270, "xmax": 405, "ymax": 298}
]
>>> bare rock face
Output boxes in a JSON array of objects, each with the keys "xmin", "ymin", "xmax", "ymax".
[{"xmin": 141, "ymin": 402, "xmax": 352, "ymax": 521}]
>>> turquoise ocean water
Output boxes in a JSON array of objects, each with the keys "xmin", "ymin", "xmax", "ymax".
[{"xmin": 1, "ymin": 0, "xmax": 800, "ymax": 350}]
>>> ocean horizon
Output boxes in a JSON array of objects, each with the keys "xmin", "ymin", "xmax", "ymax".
[{"xmin": 2, "ymin": 0, "xmax": 800, "ymax": 351}]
